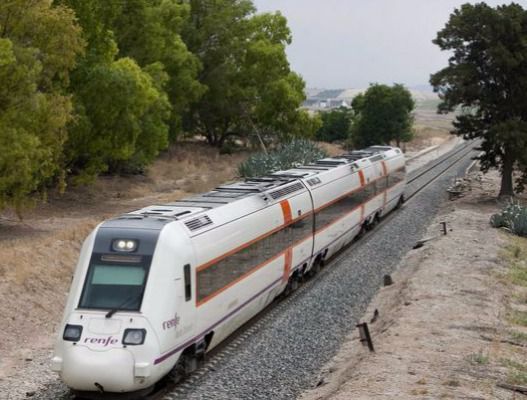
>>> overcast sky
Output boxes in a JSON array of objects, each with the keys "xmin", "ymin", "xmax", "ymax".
[{"xmin": 253, "ymin": 0, "xmax": 527, "ymax": 89}]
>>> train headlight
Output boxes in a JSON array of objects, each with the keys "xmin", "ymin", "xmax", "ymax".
[
  {"xmin": 63, "ymin": 324, "xmax": 83, "ymax": 342},
  {"xmin": 112, "ymin": 239, "xmax": 138, "ymax": 252},
  {"xmin": 122, "ymin": 329, "xmax": 146, "ymax": 345}
]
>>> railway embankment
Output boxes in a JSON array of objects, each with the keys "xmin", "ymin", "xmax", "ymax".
[{"xmin": 301, "ymin": 170, "xmax": 527, "ymax": 400}]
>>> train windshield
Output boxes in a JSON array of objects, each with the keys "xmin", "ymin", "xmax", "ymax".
[{"xmin": 79, "ymin": 261, "xmax": 148, "ymax": 311}]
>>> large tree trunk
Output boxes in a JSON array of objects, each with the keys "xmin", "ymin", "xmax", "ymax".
[
  {"xmin": 499, "ymin": 150, "xmax": 514, "ymax": 197},
  {"xmin": 206, "ymin": 131, "xmax": 220, "ymax": 146},
  {"xmin": 255, "ymin": 131, "xmax": 268, "ymax": 154}
]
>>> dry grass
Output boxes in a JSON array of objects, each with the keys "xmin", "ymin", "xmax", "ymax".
[
  {"xmin": 509, "ymin": 330, "xmax": 527, "ymax": 343},
  {"xmin": 62, "ymin": 142, "xmax": 250, "ymax": 206},
  {"xmin": 498, "ymin": 235, "xmax": 527, "ymax": 389},
  {"xmin": 502, "ymin": 237, "xmax": 527, "ymax": 329},
  {"xmin": 317, "ymin": 141, "xmax": 345, "ymax": 157},
  {"xmin": 501, "ymin": 358, "xmax": 527, "ymax": 386},
  {"xmin": 404, "ymin": 101, "xmax": 455, "ymax": 152},
  {"xmin": 405, "ymin": 124, "xmax": 452, "ymax": 153},
  {"xmin": 0, "ymin": 141, "xmax": 251, "ymax": 375},
  {"xmin": 466, "ymin": 351, "xmax": 490, "ymax": 365},
  {"xmin": 502, "ymin": 237, "xmax": 527, "ymax": 287},
  {"xmin": 0, "ymin": 218, "xmax": 99, "ymax": 367},
  {"xmin": 410, "ymin": 388, "xmax": 428, "ymax": 396}
]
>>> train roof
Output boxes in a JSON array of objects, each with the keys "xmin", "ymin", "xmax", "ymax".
[{"xmin": 108, "ymin": 145, "xmax": 403, "ymax": 234}]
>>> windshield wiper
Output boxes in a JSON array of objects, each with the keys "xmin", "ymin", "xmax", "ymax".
[{"xmin": 105, "ymin": 293, "xmax": 141, "ymax": 319}]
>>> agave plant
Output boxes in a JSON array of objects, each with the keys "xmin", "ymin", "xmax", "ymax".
[
  {"xmin": 490, "ymin": 200, "xmax": 527, "ymax": 237},
  {"xmin": 239, "ymin": 139, "xmax": 327, "ymax": 178}
]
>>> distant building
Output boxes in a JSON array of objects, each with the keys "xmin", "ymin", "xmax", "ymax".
[
  {"xmin": 302, "ymin": 86, "xmax": 440, "ymax": 112},
  {"xmin": 327, "ymin": 99, "xmax": 350, "ymax": 109},
  {"xmin": 302, "ymin": 97, "xmax": 350, "ymax": 110}
]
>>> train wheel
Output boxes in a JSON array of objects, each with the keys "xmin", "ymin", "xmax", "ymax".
[
  {"xmin": 284, "ymin": 273, "xmax": 300, "ymax": 296},
  {"xmin": 365, "ymin": 217, "xmax": 375, "ymax": 231},
  {"xmin": 354, "ymin": 224, "xmax": 366, "ymax": 242},
  {"xmin": 170, "ymin": 356, "xmax": 187, "ymax": 384},
  {"xmin": 291, "ymin": 275, "xmax": 300, "ymax": 291},
  {"xmin": 284, "ymin": 279, "xmax": 293, "ymax": 297},
  {"xmin": 309, "ymin": 258, "xmax": 322, "ymax": 277},
  {"xmin": 170, "ymin": 344, "xmax": 206, "ymax": 383}
]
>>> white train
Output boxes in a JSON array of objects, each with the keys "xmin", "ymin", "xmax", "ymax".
[{"xmin": 52, "ymin": 146, "xmax": 406, "ymax": 397}]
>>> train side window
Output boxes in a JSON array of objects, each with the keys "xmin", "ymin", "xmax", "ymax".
[
  {"xmin": 184, "ymin": 264, "xmax": 191, "ymax": 301},
  {"xmin": 377, "ymin": 176, "xmax": 388, "ymax": 192},
  {"xmin": 290, "ymin": 214, "xmax": 313, "ymax": 243},
  {"xmin": 369, "ymin": 181, "xmax": 377, "ymax": 197},
  {"xmin": 291, "ymin": 218, "xmax": 305, "ymax": 229},
  {"xmin": 388, "ymin": 167, "xmax": 405, "ymax": 187}
]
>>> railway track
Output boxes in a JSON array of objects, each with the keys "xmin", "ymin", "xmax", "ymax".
[
  {"xmin": 137, "ymin": 140, "xmax": 480, "ymax": 400},
  {"xmin": 406, "ymin": 139, "xmax": 477, "ymax": 200}
]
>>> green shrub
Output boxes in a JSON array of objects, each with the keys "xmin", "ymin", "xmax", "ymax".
[
  {"xmin": 238, "ymin": 139, "xmax": 327, "ymax": 178},
  {"xmin": 315, "ymin": 107, "xmax": 352, "ymax": 142},
  {"xmin": 491, "ymin": 200, "xmax": 527, "ymax": 237}
]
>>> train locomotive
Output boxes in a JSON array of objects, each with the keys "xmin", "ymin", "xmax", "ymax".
[{"xmin": 51, "ymin": 146, "xmax": 406, "ymax": 397}]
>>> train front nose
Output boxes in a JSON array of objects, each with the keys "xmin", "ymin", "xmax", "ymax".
[
  {"xmin": 52, "ymin": 316, "xmax": 156, "ymax": 393},
  {"xmin": 55, "ymin": 345, "xmax": 137, "ymax": 392}
]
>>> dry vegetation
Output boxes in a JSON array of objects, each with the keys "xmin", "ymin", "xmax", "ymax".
[
  {"xmin": 406, "ymin": 100, "xmax": 455, "ymax": 152},
  {"xmin": 302, "ymin": 171, "xmax": 527, "ymax": 400}
]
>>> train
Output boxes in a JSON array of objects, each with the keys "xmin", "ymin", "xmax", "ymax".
[{"xmin": 51, "ymin": 145, "xmax": 406, "ymax": 397}]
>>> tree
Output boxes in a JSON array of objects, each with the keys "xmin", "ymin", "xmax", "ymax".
[
  {"xmin": 58, "ymin": 0, "xmax": 172, "ymax": 179},
  {"xmin": 182, "ymin": 0, "xmax": 317, "ymax": 147},
  {"xmin": 111, "ymin": 0, "xmax": 205, "ymax": 140},
  {"xmin": 430, "ymin": 3, "xmax": 527, "ymax": 196},
  {"xmin": 0, "ymin": 0, "xmax": 84, "ymax": 212},
  {"xmin": 351, "ymin": 84, "xmax": 415, "ymax": 148},
  {"xmin": 66, "ymin": 58, "xmax": 171, "ymax": 177},
  {"xmin": 315, "ymin": 107, "xmax": 353, "ymax": 142}
]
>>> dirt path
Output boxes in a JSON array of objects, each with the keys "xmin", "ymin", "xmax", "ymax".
[{"xmin": 301, "ymin": 170, "xmax": 527, "ymax": 400}]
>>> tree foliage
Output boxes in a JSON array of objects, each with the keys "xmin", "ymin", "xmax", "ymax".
[
  {"xmin": 66, "ymin": 58, "xmax": 171, "ymax": 178},
  {"xmin": 59, "ymin": 0, "xmax": 174, "ymax": 179},
  {"xmin": 183, "ymin": 0, "xmax": 317, "ymax": 147},
  {"xmin": 0, "ymin": 0, "xmax": 84, "ymax": 212},
  {"xmin": 111, "ymin": 0, "xmax": 205, "ymax": 140},
  {"xmin": 430, "ymin": 2, "xmax": 527, "ymax": 196},
  {"xmin": 351, "ymin": 84, "xmax": 415, "ymax": 148},
  {"xmin": 315, "ymin": 107, "xmax": 352, "ymax": 142},
  {"xmin": 0, "ymin": 0, "xmax": 313, "ymax": 213}
]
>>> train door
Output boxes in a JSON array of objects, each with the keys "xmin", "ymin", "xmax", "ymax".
[
  {"xmin": 175, "ymin": 263, "xmax": 196, "ymax": 344},
  {"xmin": 159, "ymin": 236, "xmax": 197, "ymax": 354}
]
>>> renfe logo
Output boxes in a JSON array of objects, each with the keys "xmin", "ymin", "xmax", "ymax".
[
  {"xmin": 84, "ymin": 336, "xmax": 119, "ymax": 346},
  {"xmin": 162, "ymin": 314, "xmax": 180, "ymax": 330}
]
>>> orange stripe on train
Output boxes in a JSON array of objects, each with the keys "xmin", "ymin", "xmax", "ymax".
[
  {"xmin": 280, "ymin": 200, "xmax": 293, "ymax": 225},
  {"xmin": 282, "ymin": 248, "xmax": 293, "ymax": 283},
  {"xmin": 358, "ymin": 170, "xmax": 366, "ymax": 186},
  {"xmin": 381, "ymin": 160, "xmax": 388, "ymax": 176}
]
